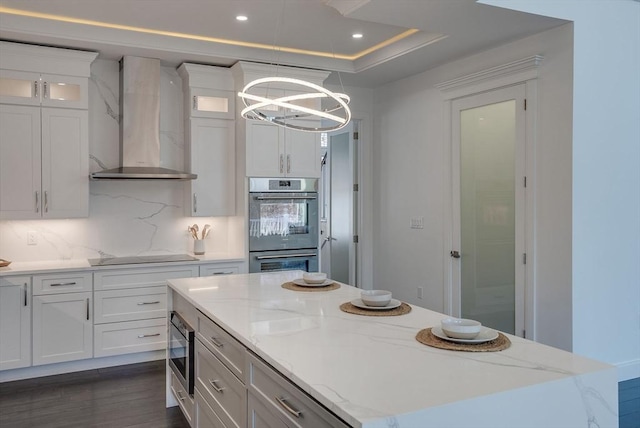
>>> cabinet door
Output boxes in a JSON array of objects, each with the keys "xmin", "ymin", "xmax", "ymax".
[
  {"xmin": 0, "ymin": 277, "xmax": 31, "ymax": 371},
  {"xmin": 246, "ymin": 121, "xmax": 284, "ymax": 177},
  {"xmin": 248, "ymin": 392, "xmax": 289, "ymax": 428},
  {"xmin": 284, "ymin": 125, "xmax": 321, "ymax": 178},
  {"xmin": 199, "ymin": 263, "xmax": 241, "ymax": 277},
  {"xmin": 0, "ymin": 70, "xmax": 41, "ymax": 106},
  {"xmin": 41, "ymin": 108, "xmax": 89, "ymax": 218},
  {"xmin": 190, "ymin": 88, "xmax": 234, "ymax": 119},
  {"xmin": 40, "ymin": 74, "xmax": 88, "ymax": 109},
  {"xmin": 33, "ymin": 292, "xmax": 93, "ymax": 365},
  {"xmin": 0, "ymin": 104, "xmax": 42, "ymax": 220},
  {"xmin": 187, "ymin": 118, "xmax": 235, "ymax": 216}
]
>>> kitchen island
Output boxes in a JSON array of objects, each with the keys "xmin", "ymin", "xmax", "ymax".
[{"xmin": 167, "ymin": 271, "xmax": 617, "ymax": 428}]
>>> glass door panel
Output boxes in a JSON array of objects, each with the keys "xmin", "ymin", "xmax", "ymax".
[{"xmin": 460, "ymin": 100, "xmax": 517, "ymax": 334}]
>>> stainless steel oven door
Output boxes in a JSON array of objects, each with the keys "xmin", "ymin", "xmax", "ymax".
[
  {"xmin": 249, "ymin": 192, "xmax": 319, "ymax": 251},
  {"xmin": 168, "ymin": 312, "xmax": 194, "ymax": 395},
  {"xmin": 249, "ymin": 249, "xmax": 319, "ymax": 273}
]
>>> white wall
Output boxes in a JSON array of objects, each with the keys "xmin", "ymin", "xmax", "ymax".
[
  {"xmin": 372, "ymin": 24, "xmax": 575, "ymax": 350},
  {"xmin": 0, "ymin": 59, "xmax": 243, "ymax": 261},
  {"xmin": 480, "ymin": 0, "xmax": 640, "ymax": 381}
]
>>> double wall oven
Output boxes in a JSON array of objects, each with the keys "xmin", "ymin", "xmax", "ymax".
[{"xmin": 248, "ymin": 178, "xmax": 319, "ymax": 273}]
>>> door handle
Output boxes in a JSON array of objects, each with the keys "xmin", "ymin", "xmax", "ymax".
[
  {"xmin": 287, "ymin": 154, "xmax": 291, "ymax": 173},
  {"xmin": 450, "ymin": 250, "xmax": 461, "ymax": 259},
  {"xmin": 256, "ymin": 253, "xmax": 317, "ymax": 260},
  {"xmin": 280, "ymin": 155, "xmax": 284, "ymax": 174},
  {"xmin": 44, "ymin": 191, "xmax": 49, "ymax": 213},
  {"xmin": 321, "ymin": 236, "xmax": 337, "ymax": 249},
  {"xmin": 86, "ymin": 298, "xmax": 90, "ymax": 320},
  {"xmin": 35, "ymin": 191, "xmax": 39, "ymax": 213},
  {"xmin": 193, "ymin": 193, "xmax": 197, "ymax": 213},
  {"xmin": 23, "ymin": 283, "xmax": 28, "ymax": 307},
  {"xmin": 276, "ymin": 396, "xmax": 301, "ymax": 418}
]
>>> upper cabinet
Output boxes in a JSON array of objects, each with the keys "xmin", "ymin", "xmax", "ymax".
[
  {"xmin": 0, "ymin": 42, "xmax": 97, "ymax": 220},
  {"xmin": 231, "ymin": 62, "xmax": 329, "ymax": 179},
  {"xmin": 0, "ymin": 69, "xmax": 89, "ymax": 109},
  {"xmin": 178, "ymin": 63, "xmax": 236, "ymax": 217}
]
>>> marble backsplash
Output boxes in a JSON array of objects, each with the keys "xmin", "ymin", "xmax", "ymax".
[{"xmin": 0, "ymin": 59, "xmax": 243, "ymax": 262}]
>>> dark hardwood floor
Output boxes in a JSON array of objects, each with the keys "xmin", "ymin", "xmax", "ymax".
[
  {"xmin": 1, "ymin": 361, "xmax": 638, "ymax": 427},
  {"xmin": 0, "ymin": 360, "xmax": 190, "ymax": 428}
]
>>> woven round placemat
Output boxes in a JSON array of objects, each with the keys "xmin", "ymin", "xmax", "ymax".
[
  {"xmin": 415, "ymin": 327, "xmax": 511, "ymax": 352},
  {"xmin": 281, "ymin": 281, "xmax": 341, "ymax": 292},
  {"xmin": 339, "ymin": 301, "xmax": 412, "ymax": 316}
]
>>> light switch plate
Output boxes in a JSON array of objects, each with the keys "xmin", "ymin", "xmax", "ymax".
[
  {"xmin": 27, "ymin": 230, "xmax": 38, "ymax": 245},
  {"xmin": 410, "ymin": 217, "xmax": 424, "ymax": 229}
]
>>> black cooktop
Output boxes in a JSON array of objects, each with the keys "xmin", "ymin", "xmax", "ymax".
[{"xmin": 88, "ymin": 254, "xmax": 199, "ymax": 266}]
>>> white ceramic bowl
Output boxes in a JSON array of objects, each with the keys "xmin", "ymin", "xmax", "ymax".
[
  {"xmin": 440, "ymin": 318, "xmax": 482, "ymax": 339},
  {"xmin": 302, "ymin": 272, "xmax": 327, "ymax": 284},
  {"xmin": 361, "ymin": 290, "xmax": 392, "ymax": 307}
]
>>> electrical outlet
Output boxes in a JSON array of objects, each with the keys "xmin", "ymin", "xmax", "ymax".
[
  {"xmin": 417, "ymin": 287, "xmax": 423, "ymax": 299},
  {"xmin": 410, "ymin": 217, "xmax": 424, "ymax": 229},
  {"xmin": 27, "ymin": 230, "xmax": 38, "ymax": 245}
]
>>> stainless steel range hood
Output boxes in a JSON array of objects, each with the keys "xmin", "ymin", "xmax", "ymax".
[{"xmin": 91, "ymin": 56, "xmax": 196, "ymax": 180}]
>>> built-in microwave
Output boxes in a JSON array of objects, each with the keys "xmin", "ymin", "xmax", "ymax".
[{"xmin": 168, "ymin": 311, "xmax": 194, "ymax": 395}]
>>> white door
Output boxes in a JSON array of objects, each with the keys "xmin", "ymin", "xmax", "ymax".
[
  {"xmin": 0, "ymin": 104, "xmax": 41, "ymax": 219},
  {"xmin": 320, "ymin": 121, "xmax": 358, "ymax": 286},
  {"xmin": 32, "ymin": 292, "xmax": 93, "ymax": 365},
  {"xmin": 41, "ymin": 107, "xmax": 89, "ymax": 218},
  {"xmin": 246, "ymin": 121, "xmax": 283, "ymax": 177},
  {"xmin": 451, "ymin": 84, "xmax": 526, "ymax": 336},
  {"xmin": 284, "ymin": 122, "xmax": 321, "ymax": 178},
  {"xmin": 0, "ymin": 276, "xmax": 31, "ymax": 370},
  {"xmin": 188, "ymin": 118, "xmax": 235, "ymax": 216}
]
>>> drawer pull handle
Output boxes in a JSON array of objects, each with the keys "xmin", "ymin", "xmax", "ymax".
[
  {"xmin": 276, "ymin": 396, "xmax": 301, "ymax": 418},
  {"xmin": 176, "ymin": 390, "xmax": 186, "ymax": 401},
  {"xmin": 50, "ymin": 282, "xmax": 76, "ymax": 287},
  {"xmin": 137, "ymin": 301, "xmax": 161, "ymax": 305},
  {"xmin": 210, "ymin": 337, "xmax": 224, "ymax": 348},
  {"xmin": 212, "ymin": 271, "xmax": 233, "ymax": 275},
  {"xmin": 209, "ymin": 379, "xmax": 225, "ymax": 393},
  {"xmin": 138, "ymin": 333, "xmax": 161, "ymax": 338}
]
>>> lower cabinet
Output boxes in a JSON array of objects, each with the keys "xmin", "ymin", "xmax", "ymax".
[
  {"xmin": 32, "ymin": 292, "xmax": 92, "ymax": 365},
  {"xmin": 196, "ymin": 388, "xmax": 227, "ymax": 428},
  {"xmin": 171, "ymin": 369, "xmax": 195, "ymax": 426},
  {"xmin": 196, "ymin": 340, "xmax": 246, "ymax": 428},
  {"xmin": 247, "ymin": 392, "xmax": 288, "ymax": 428},
  {"xmin": 0, "ymin": 276, "xmax": 31, "ymax": 370},
  {"xmin": 94, "ymin": 318, "xmax": 166, "ymax": 358}
]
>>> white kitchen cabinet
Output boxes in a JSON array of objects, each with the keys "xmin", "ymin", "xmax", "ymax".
[
  {"xmin": 0, "ymin": 276, "xmax": 31, "ymax": 371},
  {"xmin": 0, "ymin": 42, "xmax": 95, "ymax": 220},
  {"xmin": 178, "ymin": 63, "xmax": 236, "ymax": 217},
  {"xmin": 246, "ymin": 121, "xmax": 321, "ymax": 178},
  {"xmin": 0, "ymin": 69, "xmax": 89, "ymax": 109},
  {"xmin": 186, "ymin": 118, "xmax": 235, "ymax": 216},
  {"xmin": 199, "ymin": 263, "xmax": 243, "ymax": 277},
  {"xmin": 32, "ymin": 271, "xmax": 92, "ymax": 295},
  {"xmin": 232, "ymin": 62, "xmax": 328, "ymax": 179},
  {"xmin": 0, "ymin": 105, "xmax": 89, "ymax": 219},
  {"xmin": 93, "ymin": 318, "xmax": 166, "ymax": 358},
  {"xmin": 32, "ymin": 292, "xmax": 93, "ymax": 365}
]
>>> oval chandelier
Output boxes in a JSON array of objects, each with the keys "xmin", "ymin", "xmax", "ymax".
[{"xmin": 238, "ymin": 76, "xmax": 351, "ymax": 132}]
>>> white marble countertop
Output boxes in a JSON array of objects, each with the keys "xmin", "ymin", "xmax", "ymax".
[
  {"xmin": 168, "ymin": 271, "xmax": 617, "ymax": 428},
  {"xmin": 0, "ymin": 253, "xmax": 245, "ymax": 277}
]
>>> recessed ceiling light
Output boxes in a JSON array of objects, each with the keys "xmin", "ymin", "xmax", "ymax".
[
  {"xmin": 236, "ymin": 15, "xmax": 248, "ymax": 21},
  {"xmin": 352, "ymin": 33, "xmax": 363, "ymax": 39}
]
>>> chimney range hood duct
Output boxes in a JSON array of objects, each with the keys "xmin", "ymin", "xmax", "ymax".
[{"xmin": 91, "ymin": 56, "xmax": 196, "ymax": 180}]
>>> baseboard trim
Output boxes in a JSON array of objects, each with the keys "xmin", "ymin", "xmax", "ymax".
[
  {"xmin": 617, "ymin": 359, "xmax": 640, "ymax": 381},
  {"xmin": 0, "ymin": 350, "xmax": 165, "ymax": 382}
]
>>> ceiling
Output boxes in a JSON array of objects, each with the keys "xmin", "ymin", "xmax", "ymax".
[{"xmin": 0, "ymin": 0, "xmax": 566, "ymax": 88}]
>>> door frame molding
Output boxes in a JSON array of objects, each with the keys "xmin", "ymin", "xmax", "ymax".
[{"xmin": 437, "ymin": 56, "xmax": 542, "ymax": 340}]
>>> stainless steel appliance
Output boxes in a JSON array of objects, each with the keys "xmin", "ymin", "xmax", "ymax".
[
  {"xmin": 249, "ymin": 178, "xmax": 319, "ymax": 273},
  {"xmin": 168, "ymin": 311, "xmax": 194, "ymax": 395}
]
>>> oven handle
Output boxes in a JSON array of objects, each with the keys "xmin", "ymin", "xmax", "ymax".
[
  {"xmin": 254, "ymin": 195, "xmax": 317, "ymax": 200},
  {"xmin": 255, "ymin": 253, "xmax": 317, "ymax": 260}
]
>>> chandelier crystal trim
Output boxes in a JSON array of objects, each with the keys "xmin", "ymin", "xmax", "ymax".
[{"xmin": 238, "ymin": 76, "xmax": 351, "ymax": 132}]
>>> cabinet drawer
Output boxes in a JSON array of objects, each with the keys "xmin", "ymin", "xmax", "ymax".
[
  {"xmin": 94, "ymin": 286, "xmax": 167, "ymax": 324},
  {"xmin": 196, "ymin": 340, "xmax": 246, "ymax": 428},
  {"xmin": 196, "ymin": 310, "xmax": 246, "ymax": 382},
  {"xmin": 248, "ymin": 353, "xmax": 349, "ymax": 428},
  {"xmin": 248, "ymin": 392, "xmax": 288, "ymax": 428},
  {"xmin": 171, "ymin": 369, "xmax": 194, "ymax": 426},
  {"xmin": 94, "ymin": 265, "xmax": 198, "ymax": 290},
  {"xmin": 199, "ymin": 264, "xmax": 240, "ymax": 277},
  {"xmin": 93, "ymin": 318, "xmax": 166, "ymax": 358},
  {"xmin": 195, "ymin": 388, "xmax": 227, "ymax": 428},
  {"xmin": 32, "ymin": 271, "xmax": 92, "ymax": 295}
]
